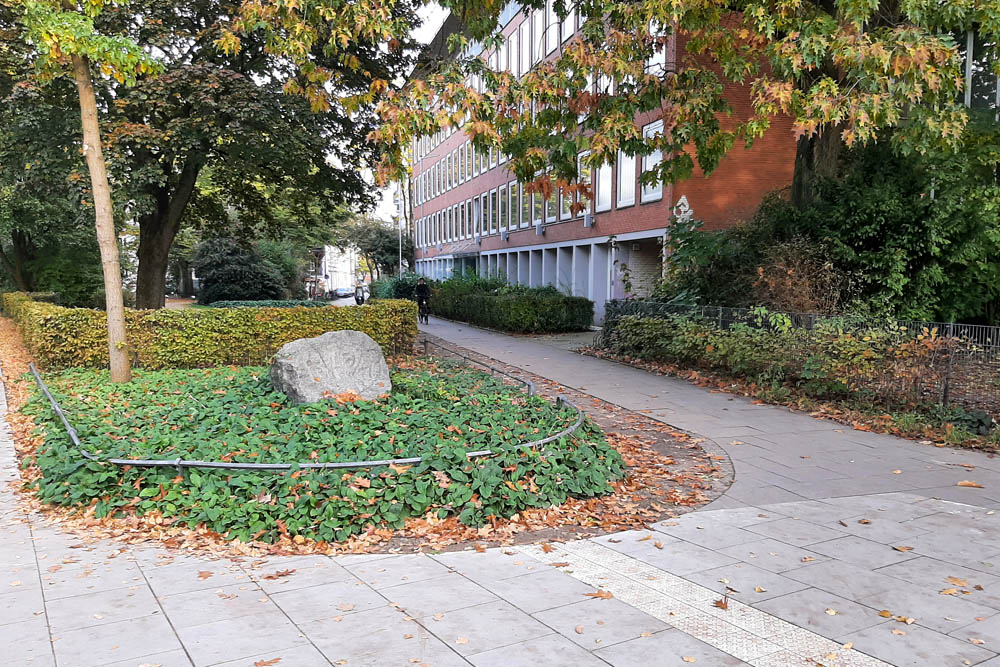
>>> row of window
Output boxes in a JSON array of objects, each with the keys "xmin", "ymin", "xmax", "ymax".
[
  {"xmin": 411, "ymin": 1, "xmax": 668, "ymax": 165},
  {"xmin": 416, "ymin": 121, "xmax": 664, "ymax": 249}
]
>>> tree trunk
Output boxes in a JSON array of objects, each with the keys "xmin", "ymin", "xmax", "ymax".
[
  {"xmin": 134, "ymin": 159, "xmax": 202, "ymax": 309},
  {"xmin": 791, "ymin": 123, "xmax": 846, "ymax": 210},
  {"xmin": 71, "ymin": 54, "xmax": 131, "ymax": 383},
  {"xmin": 0, "ymin": 234, "xmax": 34, "ymax": 292},
  {"xmin": 135, "ymin": 218, "xmax": 176, "ymax": 309}
]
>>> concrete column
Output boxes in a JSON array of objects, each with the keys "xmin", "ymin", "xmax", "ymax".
[
  {"xmin": 557, "ymin": 246, "xmax": 573, "ymax": 294},
  {"xmin": 572, "ymin": 244, "xmax": 591, "ymax": 298},
  {"xmin": 590, "ymin": 242, "xmax": 611, "ymax": 325}
]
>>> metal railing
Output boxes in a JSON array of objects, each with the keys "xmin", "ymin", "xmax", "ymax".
[
  {"xmin": 596, "ymin": 300, "xmax": 1000, "ymax": 419},
  {"xmin": 28, "ymin": 352, "xmax": 584, "ymax": 476}
]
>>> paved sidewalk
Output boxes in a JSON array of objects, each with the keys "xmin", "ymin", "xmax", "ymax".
[{"xmin": 1, "ymin": 322, "xmax": 999, "ymax": 667}]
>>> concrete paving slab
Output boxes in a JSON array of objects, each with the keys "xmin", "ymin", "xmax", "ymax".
[
  {"xmin": 468, "ymin": 633, "xmax": 608, "ymax": 667},
  {"xmin": 595, "ymin": 627, "xmax": 748, "ymax": 666},
  {"xmin": 418, "ymin": 599, "xmax": 553, "ymax": 657},
  {"xmin": 52, "ymin": 613, "xmax": 181, "ymax": 667},
  {"xmin": 270, "ymin": 578, "xmax": 388, "ymax": 624},
  {"xmin": 174, "ymin": 609, "xmax": 309, "ymax": 666},
  {"xmin": 533, "ymin": 597, "xmax": 669, "ymax": 649},
  {"xmin": 381, "ymin": 572, "xmax": 498, "ymax": 617},
  {"xmin": 753, "ymin": 588, "xmax": 889, "ymax": 637},
  {"xmin": 841, "ymin": 621, "xmax": 997, "ymax": 666}
]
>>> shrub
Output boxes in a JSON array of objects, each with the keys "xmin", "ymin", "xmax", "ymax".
[
  {"xmin": 24, "ymin": 362, "xmax": 624, "ymax": 542},
  {"xmin": 208, "ymin": 300, "xmax": 329, "ymax": 309},
  {"xmin": 371, "ymin": 272, "xmax": 423, "ymax": 300},
  {"xmin": 607, "ymin": 309, "xmax": 962, "ymax": 406},
  {"xmin": 1, "ymin": 292, "xmax": 417, "ymax": 369},
  {"xmin": 431, "ymin": 273, "xmax": 593, "ymax": 333},
  {"xmin": 193, "ymin": 238, "xmax": 285, "ymax": 304}
]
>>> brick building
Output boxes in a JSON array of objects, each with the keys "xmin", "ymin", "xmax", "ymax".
[{"xmin": 406, "ymin": 3, "xmax": 797, "ymax": 323}]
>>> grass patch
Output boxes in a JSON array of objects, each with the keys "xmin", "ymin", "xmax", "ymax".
[{"xmin": 23, "ymin": 360, "xmax": 625, "ymax": 543}]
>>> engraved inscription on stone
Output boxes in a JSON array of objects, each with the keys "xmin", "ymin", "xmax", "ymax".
[{"xmin": 269, "ymin": 330, "xmax": 392, "ymax": 404}]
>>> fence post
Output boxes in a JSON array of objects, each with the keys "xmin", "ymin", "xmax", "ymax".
[{"xmin": 942, "ymin": 322, "xmax": 955, "ymax": 408}]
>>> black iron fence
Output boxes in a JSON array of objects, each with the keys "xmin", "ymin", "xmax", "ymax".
[{"xmin": 597, "ymin": 300, "xmax": 1000, "ymax": 420}]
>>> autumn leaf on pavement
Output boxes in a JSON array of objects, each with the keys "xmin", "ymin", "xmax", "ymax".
[
  {"xmin": 197, "ymin": 571, "xmax": 213, "ymax": 580},
  {"xmin": 947, "ymin": 576, "xmax": 969, "ymax": 587},
  {"xmin": 262, "ymin": 569, "xmax": 296, "ymax": 580},
  {"xmin": 455, "ymin": 637, "xmax": 469, "ymax": 645},
  {"xmin": 550, "ymin": 562, "xmax": 571, "ymax": 568},
  {"xmin": 585, "ymin": 590, "xmax": 614, "ymax": 600},
  {"xmin": 957, "ymin": 480, "xmax": 983, "ymax": 488},
  {"xmin": 892, "ymin": 546, "xmax": 913, "ymax": 552},
  {"xmin": 541, "ymin": 543, "xmax": 555, "ymax": 553},
  {"xmin": 336, "ymin": 602, "xmax": 355, "ymax": 611},
  {"xmin": 254, "ymin": 659, "xmax": 281, "ymax": 667},
  {"xmin": 575, "ymin": 625, "xmax": 584, "ymax": 634},
  {"xmin": 713, "ymin": 597, "xmax": 729, "ymax": 611}
]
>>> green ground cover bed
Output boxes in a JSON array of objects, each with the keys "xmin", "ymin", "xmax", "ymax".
[{"xmin": 24, "ymin": 361, "xmax": 624, "ymax": 543}]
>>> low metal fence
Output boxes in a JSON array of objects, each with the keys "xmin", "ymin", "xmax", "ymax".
[
  {"xmin": 29, "ymin": 347, "xmax": 584, "ymax": 476},
  {"xmin": 597, "ymin": 300, "xmax": 1000, "ymax": 420}
]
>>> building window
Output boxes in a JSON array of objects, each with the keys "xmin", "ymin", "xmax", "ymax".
[
  {"xmin": 641, "ymin": 120, "xmax": 664, "ymax": 203},
  {"xmin": 489, "ymin": 188, "xmax": 498, "ymax": 234},
  {"xmin": 561, "ymin": 6, "xmax": 575, "ymax": 44},
  {"xmin": 520, "ymin": 182, "xmax": 531, "ymax": 228},
  {"xmin": 479, "ymin": 193, "xmax": 488, "ymax": 236},
  {"xmin": 452, "ymin": 150, "xmax": 459, "ymax": 187},
  {"xmin": 532, "ymin": 9, "xmax": 544, "ymax": 64},
  {"xmin": 595, "ymin": 161, "xmax": 612, "ymax": 212},
  {"xmin": 545, "ymin": 172, "xmax": 557, "ymax": 223},
  {"xmin": 646, "ymin": 21, "xmax": 667, "ymax": 76},
  {"xmin": 532, "ymin": 182, "xmax": 543, "ymax": 225},
  {"xmin": 519, "ymin": 21, "xmax": 530, "ymax": 77},
  {"xmin": 617, "ymin": 150, "xmax": 636, "ymax": 207},
  {"xmin": 577, "ymin": 151, "xmax": 592, "ymax": 216},
  {"xmin": 499, "ymin": 36, "xmax": 508, "ymax": 72},
  {"xmin": 489, "ymin": 146, "xmax": 497, "ymax": 169},
  {"xmin": 499, "ymin": 184, "xmax": 508, "ymax": 230},
  {"xmin": 545, "ymin": 0, "xmax": 557, "ymax": 54},
  {"xmin": 508, "ymin": 180, "xmax": 518, "ymax": 228},
  {"xmin": 957, "ymin": 30, "xmax": 999, "ymax": 111},
  {"xmin": 466, "ymin": 199, "xmax": 474, "ymax": 238},
  {"xmin": 509, "ymin": 30, "xmax": 518, "ymax": 74},
  {"xmin": 465, "ymin": 141, "xmax": 473, "ymax": 179},
  {"xmin": 459, "ymin": 145, "xmax": 466, "ymax": 183}
]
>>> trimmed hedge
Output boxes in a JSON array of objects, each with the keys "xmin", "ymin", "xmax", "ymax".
[
  {"xmin": 433, "ymin": 290, "xmax": 593, "ymax": 333},
  {"xmin": 208, "ymin": 300, "xmax": 329, "ymax": 309},
  {"xmin": 1, "ymin": 292, "xmax": 417, "ymax": 369}
]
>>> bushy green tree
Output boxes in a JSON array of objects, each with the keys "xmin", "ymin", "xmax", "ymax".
[{"xmin": 192, "ymin": 238, "xmax": 285, "ymax": 304}]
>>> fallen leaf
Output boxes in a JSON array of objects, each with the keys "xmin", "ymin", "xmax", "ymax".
[
  {"xmin": 455, "ymin": 637, "xmax": 469, "ymax": 645},
  {"xmin": 433, "ymin": 612, "xmax": 445, "ymax": 620},
  {"xmin": 892, "ymin": 470, "xmax": 902, "ymax": 474},
  {"xmin": 197, "ymin": 571, "xmax": 214, "ymax": 580},
  {"xmin": 801, "ymin": 556, "xmax": 815, "ymax": 563},
  {"xmin": 947, "ymin": 576, "xmax": 969, "ymax": 587},
  {"xmin": 653, "ymin": 541, "xmax": 664, "ymax": 550},
  {"xmin": 541, "ymin": 543, "xmax": 555, "ymax": 553},
  {"xmin": 957, "ymin": 481, "xmax": 984, "ymax": 488},
  {"xmin": 550, "ymin": 562, "xmax": 571, "ymax": 568},
  {"xmin": 754, "ymin": 586, "xmax": 767, "ymax": 593},
  {"xmin": 333, "ymin": 615, "xmax": 344, "ymax": 622},
  {"xmin": 682, "ymin": 657, "xmax": 697, "ymax": 663},
  {"xmin": 47, "ymin": 565, "xmax": 62, "ymax": 573},
  {"xmin": 825, "ymin": 608, "xmax": 838, "ymax": 616},
  {"xmin": 639, "ymin": 632, "xmax": 652, "ymax": 637},
  {"xmin": 585, "ymin": 590, "xmax": 614, "ymax": 600},
  {"xmin": 638, "ymin": 535, "xmax": 652, "ymax": 542},
  {"xmin": 858, "ymin": 519, "xmax": 872, "ymax": 525},
  {"xmin": 891, "ymin": 628, "xmax": 907, "ymax": 636},
  {"xmin": 842, "ymin": 642, "xmax": 853, "ymax": 650},
  {"xmin": 839, "ymin": 520, "xmax": 848, "ymax": 527},
  {"xmin": 879, "ymin": 610, "xmax": 893, "ymax": 618},
  {"xmin": 254, "ymin": 659, "xmax": 281, "ymax": 667},
  {"xmin": 892, "ymin": 546, "xmax": 913, "ymax": 552},
  {"xmin": 336, "ymin": 602, "xmax": 355, "ymax": 612},
  {"xmin": 262, "ymin": 569, "xmax": 296, "ymax": 580},
  {"xmin": 970, "ymin": 638, "xmax": 985, "ymax": 645},
  {"xmin": 404, "ymin": 634, "xmax": 414, "ymax": 639},
  {"xmin": 895, "ymin": 616, "xmax": 916, "ymax": 624},
  {"xmin": 575, "ymin": 625, "xmax": 584, "ymax": 634},
  {"xmin": 940, "ymin": 588, "xmax": 959, "ymax": 596},
  {"xmin": 713, "ymin": 598, "xmax": 729, "ymax": 610}
]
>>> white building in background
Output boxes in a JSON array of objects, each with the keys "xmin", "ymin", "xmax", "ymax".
[{"xmin": 320, "ymin": 245, "xmax": 361, "ymax": 290}]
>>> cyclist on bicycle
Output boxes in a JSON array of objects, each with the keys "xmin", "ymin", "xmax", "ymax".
[{"xmin": 414, "ymin": 277, "xmax": 430, "ymax": 324}]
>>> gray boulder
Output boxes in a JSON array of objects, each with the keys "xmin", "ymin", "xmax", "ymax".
[{"xmin": 270, "ymin": 330, "xmax": 392, "ymax": 404}]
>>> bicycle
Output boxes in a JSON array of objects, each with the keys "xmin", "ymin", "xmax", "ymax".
[{"xmin": 417, "ymin": 298, "xmax": 430, "ymax": 325}]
